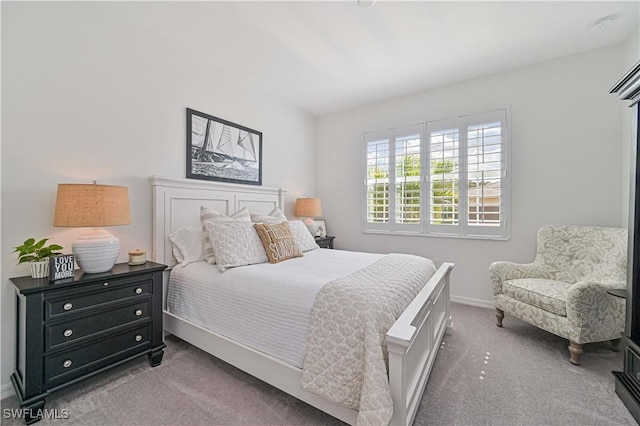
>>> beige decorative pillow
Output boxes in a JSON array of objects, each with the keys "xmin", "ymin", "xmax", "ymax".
[
  {"xmin": 200, "ymin": 206, "xmax": 251, "ymax": 265},
  {"xmin": 254, "ymin": 222, "xmax": 303, "ymax": 264}
]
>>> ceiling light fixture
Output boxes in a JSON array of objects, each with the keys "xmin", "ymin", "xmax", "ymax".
[
  {"xmin": 590, "ymin": 15, "xmax": 617, "ymax": 32},
  {"xmin": 357, "ymin": 0, "xmax": 376, "ymax": 9}
]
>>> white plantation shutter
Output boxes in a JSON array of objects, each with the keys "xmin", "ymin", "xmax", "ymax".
[
  {"xmin": 363, "ymin": 108, "xmax": 509, "ymax": 239},
  {"xmin": 426, "ymin": 118, "xmax": 460, "ymax": 235},
  {"xmin": 364, "ymin": 125, "xmax": 422, "ymax": 233},
  {"xmin": 365, "ymin": 132, "xmax": 390, "ymax": 230},
  {"xmin": 393, "ymin": 127, "xmax": 422, "ymax": 230},
  {"xmin": 466, "ymin": 110, "xmax": 507, "ymax": 237}
]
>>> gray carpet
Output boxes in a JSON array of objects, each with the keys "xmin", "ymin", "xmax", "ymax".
[{"xmin": 1, "ymin": 303, "xmax": 635, "ymax": 425}]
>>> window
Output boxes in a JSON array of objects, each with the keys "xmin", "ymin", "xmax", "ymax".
[
  {"xmin": 364, "ymin": 109, "xmax": 509, "ymax": 239},
  {"xmin": 365, "ymin": 124, "xmax": 422, "ymax": 233}
]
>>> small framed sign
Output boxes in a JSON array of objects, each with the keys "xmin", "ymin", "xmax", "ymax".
[{"xmin": 49, "ymin": 254, "xmax": 74, "ymax": 281}]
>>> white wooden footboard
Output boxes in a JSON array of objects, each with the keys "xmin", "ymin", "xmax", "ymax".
[{"xmin": 387, "ymin": 262, "xmax": 454, "ymax": 426}]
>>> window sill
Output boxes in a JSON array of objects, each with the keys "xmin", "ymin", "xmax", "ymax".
[{"xmin": 362, "ymin": 229, "xmax": 510, "ymax": 241}]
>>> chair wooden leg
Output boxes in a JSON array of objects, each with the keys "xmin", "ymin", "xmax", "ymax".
[
  {"xmin": 495, "ymin": 308, "xmax": 504, "ymax": 327},
  {"xmin": 611, "ymin": 338, "xmax": 621, "ymax": 352},
  {"xmin": 568, "ymin": 341, "xmax": 583, "ymax": 365}
]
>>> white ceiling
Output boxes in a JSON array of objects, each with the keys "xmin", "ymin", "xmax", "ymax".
[{"xmin": 117, "ymin": 1, "xmax": 639, "ymax": 116}]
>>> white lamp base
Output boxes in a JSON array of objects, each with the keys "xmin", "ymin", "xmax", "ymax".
[
  {"xmin": 303, "ymin": 218, "xmax": 318, "ymax": 236},
  {"xmin": 72, "ymin": 228, "xmax": 120, "ymax": 273}
]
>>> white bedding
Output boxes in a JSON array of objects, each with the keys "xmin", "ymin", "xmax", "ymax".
[{"xmin": 167, "ymin": 249, "xmax": 383, "ymax": 367}]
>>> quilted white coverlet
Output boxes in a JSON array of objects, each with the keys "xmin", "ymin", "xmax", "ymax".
[{"xmin": 301, "ymin": 254, "xmax": 436, "ymax": 426}]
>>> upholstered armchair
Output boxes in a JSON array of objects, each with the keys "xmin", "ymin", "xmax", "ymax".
[{"xmin": 489, "ymin": 225, "xmax": 627, "ymax": 365}]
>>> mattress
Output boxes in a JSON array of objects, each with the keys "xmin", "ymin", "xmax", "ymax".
[{"xmin": 167, "ymin": 249, "xmax": 383, "ymax": 367}]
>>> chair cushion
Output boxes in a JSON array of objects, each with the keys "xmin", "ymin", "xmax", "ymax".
[{"xmin": 502, "ymin": 278, "xmax": 572, "ymax": 316}]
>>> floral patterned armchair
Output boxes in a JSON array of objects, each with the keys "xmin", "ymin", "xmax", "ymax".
[{"xmin": 489, "ymin": 225, "xmax": 627, "ymax": 365}]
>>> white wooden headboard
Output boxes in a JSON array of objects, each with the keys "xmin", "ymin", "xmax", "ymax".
[{"xmin": 149, "ymin": 176, "xmax": 286, "ymax": 267}]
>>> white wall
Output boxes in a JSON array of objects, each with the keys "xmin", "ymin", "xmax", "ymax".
[
  {"xmin": 621, "ymin": 27, "xmax": 640, "ymax": 226},
  {"xmin": 1, "ymin": 3, "xmax": 316, "ymax": 393},
  {"xmin": 623, "ymin": 27, "xmax": 640, "ymax": 75},
  {"xmin": 317, "ymin": 44, "xmax": 625, "ymax": 307}
]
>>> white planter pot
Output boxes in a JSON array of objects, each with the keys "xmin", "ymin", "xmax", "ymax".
[{"xmin": 29, "ymin": 260, "xmax": 49, "ymax": 279}]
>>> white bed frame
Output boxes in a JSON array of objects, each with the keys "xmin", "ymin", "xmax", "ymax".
[{"xmin": 150, "ymin": 176, "xmax": 453, "ymax": 426}]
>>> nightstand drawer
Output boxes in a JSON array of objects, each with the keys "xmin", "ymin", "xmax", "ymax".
[
  {"xmin": 46, "ymin": 279, "xmax": 152, "ymax": 319},
  {"xmin": 46, "ymin": 300, "xmax": 151, "ymax": 350},
  {"xmin": 45, "ymin": 325, "xmax": 150, "ymax": 387}
]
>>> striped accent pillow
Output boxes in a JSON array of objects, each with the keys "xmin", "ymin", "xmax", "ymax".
[
  {"xmin": 250, "ymin": 207, "xmax": 287, "ymax": 224},
  {"xmin": 200, "ymin": 206, "xmax": 251, "ymax": 265}
]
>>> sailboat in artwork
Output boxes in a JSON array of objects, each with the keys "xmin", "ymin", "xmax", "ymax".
[
  {"xmin": 193, "ymin": 118, "xmax": 257, "ymax": 168},
  {"xmin": 191, "ymin": 116, "xmax": 214, "ymax": 162}
]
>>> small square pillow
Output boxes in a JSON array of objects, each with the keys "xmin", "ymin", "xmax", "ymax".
[
  {"xmin": 254, "ymin": 222, "xmax": 303, "ymax": 264},
  {"xmin": 205, "ymin": 221, "xmax": 269, "ymax": 272},
  {"xmin": 250, "ymin": 207, "xmax": 288, "ymax": 224},
  {"xmin": 200, "ymin": 206, "xmax": 251, "ymax": 265},
  {"xmin": 288, "ymin": 220, "xmax": 320, "ymax": 252},
  {"xmin": 168, "ymin": 227, "xmax": 205, "ymax": 266}
]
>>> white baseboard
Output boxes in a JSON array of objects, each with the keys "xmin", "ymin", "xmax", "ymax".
[
  {"xmin": 1, "ymin": 382, "xmax": 15, "ymax": 400},
  {"xmin": 451, "ymin": 295, "xmax": 494, "ymax": 309}
]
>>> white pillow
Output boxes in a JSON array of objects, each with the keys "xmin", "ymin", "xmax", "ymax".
[
  {"xmin": 288, "ymin": 220, "xmax": 319, "ymax": 252},
  {"xmin": 168, "ymin": 227, "xmax": 205, "ymax": 266},
  {"xmin": 205, "ymin": 221, "xmax": 269, "ymax": 272},
  {"xmin": 200, "ymin": 206, "xmax": 251, "ymax": 265},
  {"xmin": 250, "ymin": 207, "xmax": 288, "ymax": 224},
  {"xmin": 172, "ymin": 246, "xmax": 184, "ymax": 264}
]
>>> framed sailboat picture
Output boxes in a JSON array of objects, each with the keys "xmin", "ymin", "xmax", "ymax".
[{"xmin": 186, "ymin": 108, "xmax": 262, "ymax": 186}]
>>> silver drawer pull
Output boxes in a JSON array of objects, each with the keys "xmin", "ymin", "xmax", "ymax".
[
  {"xmin": 63, "ymin": 303, "xmax": 73, "ymax": 311},
  {"xmin": 103, "ymin": 282, "xmax": 109, "ymax": 286},
  {"xmin": 135, "ymin": 288, "xmax": 143, "ymax": 294},
  {"xmin": 63, "ymin": 360, "xmax": 72, "ymax": 368},
  {"xmin": 63, "ymin": 329, "xmax": 73, "ymax": 337},
  {"xmin": 135, "ymin": 335, "xmax": 143, "ymax": 342},
  {"xmin": 135, "ymin": 309, "xmax": 143, "ymax": 316}
]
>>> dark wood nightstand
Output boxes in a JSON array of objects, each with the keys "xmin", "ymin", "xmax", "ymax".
[
  {"xmin": 315, "ymin": 236, "xmax": 335, "ymax": 249},
  {"xmin": 9, "ymin": 261, "xmax": 166, "ymax": 424}
]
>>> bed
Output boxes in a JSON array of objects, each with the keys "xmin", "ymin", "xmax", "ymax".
[{"xmin": 150, "ymin": 176, "xmax": 453, "ymax": 425}]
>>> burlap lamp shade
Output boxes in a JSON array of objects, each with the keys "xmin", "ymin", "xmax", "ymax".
[
  {"xmin": 54, "ymin": 183, "xmax": 131, "ymax": 273},
  {"xmin": 294, "ymin": 197, "xmax": 322, "ymax": 235}
]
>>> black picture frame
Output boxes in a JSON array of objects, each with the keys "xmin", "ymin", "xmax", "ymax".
[{"xmin": 186, "ymin": 108, "xmax": 262, "ymax": 186}]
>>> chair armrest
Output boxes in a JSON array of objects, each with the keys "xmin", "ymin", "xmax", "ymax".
[
  {"xmin": 565, "ymin": 280, "xmax": 626, "ymax": 329},
  {"xmin": 488, "ymin": 261, "xmax": 549, "ymax": 296}
]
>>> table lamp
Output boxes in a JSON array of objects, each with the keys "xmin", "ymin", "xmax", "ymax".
[
  {"xmin": 53, "ymin": 182, "xmax": 131, "ymax": 273},
  {"xmin": 294, "ymin": 198, "xmax": 322, "ymax": 235}
]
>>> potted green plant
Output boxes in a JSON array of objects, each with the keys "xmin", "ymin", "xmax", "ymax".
[{"xmin": 13, "ymin": 238, "xmax": 64, "ymax": 278}]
